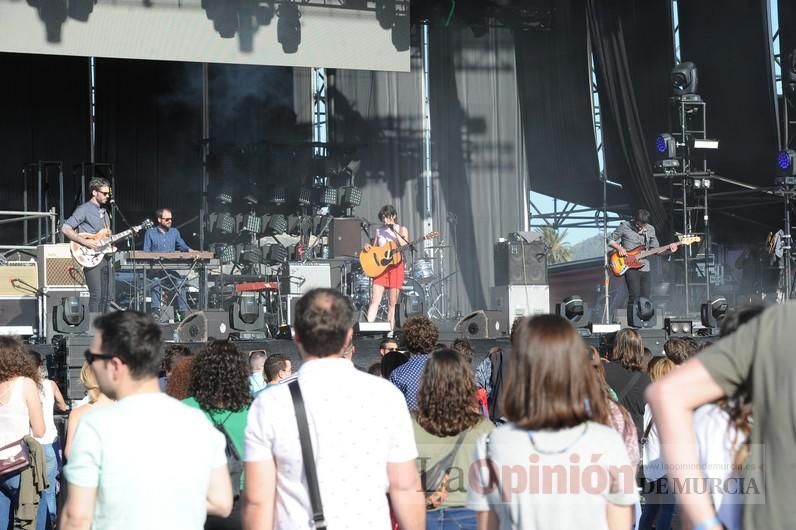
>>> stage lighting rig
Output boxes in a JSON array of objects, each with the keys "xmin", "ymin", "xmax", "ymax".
[
  {"xmin": 671, "ymin": 61, "xmax": 699, "ymax": 98},
  {"xmin": 665, "ymin": 317, "xmax": 693, "ymax": 337},
  {"xmin": 700, "ymin": 297, "xmax": 728, "ymax": 330},
  {"xmin": 556, "ymin": 295, "xmax": 588, "ymax": 326},
  {"xmin": 655, "ymin": 133, "xmax": 677, "ymax": 159},
  {"xmin": 777, "ymin": 149, "xmax": 796, "ymax": 177},
  {"xmin": 627, "ymin": 297, "xmax": 655, "ymax": 329},
  {"xmin": 269, "ymin": 187, "xmax": 287, "ymax": 206},
  {"xmin": 339, "ymin": 186, "xmax": 362, "ymax": 208},
  {"xmin": 277, "ymin": 2, "xmax": 301, "ymax": 54}
]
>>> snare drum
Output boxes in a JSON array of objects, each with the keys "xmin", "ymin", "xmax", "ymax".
[
  {"xmin": 412, "ymin": 259, "xmax": 434, "ymax": 284},
  {"xmin": 350, "ymin": 271, "xmax": 372, "ymax": 308}
]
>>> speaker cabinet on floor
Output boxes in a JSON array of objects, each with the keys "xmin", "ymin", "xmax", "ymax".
[
  {"xmin": 494, "ymin": 241, "xmax": 548, "ymax": 285},
  {"xmin": 455, "ymin": 310, "xmax": 507, "ymax": 339}
]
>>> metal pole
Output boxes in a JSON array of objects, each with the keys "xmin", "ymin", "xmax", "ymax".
[
  {"xmin": 784, "ymin": 195, "xmax": 792, "ymax": 301},
  {"xmin": 683, "ymin": 177, "xmax": 690, "ymax": 314},
  {"xmin": 200, "ymin": 63, "xmax": 210, "ymax": 310},
  {"xmin": 50, "ymin": 207, "xmax": 57, "ymax": 244},
  {"xmin": 89, "ymin": 57, "xmax": 97, "ymax": 164},
  {"xmin": 421, "ymin": 21, "xmax": 433, "ymax": 240},
  {"xmin": 704, "ymin": 186, "xmax": 710, "ymax": 300}
]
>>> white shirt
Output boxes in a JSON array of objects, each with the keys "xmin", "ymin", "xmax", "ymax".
[
  {"xmin": 693, "ymin": 404, "xmax": 746, "ymax": 530},
  {"xmin": 64, "ymin": 392, "xmax": 226, "ymax": 530},
  {"xmin": 0, "ymin": 377, "xmax": 30, "ymax": 459},
  {"xmin": 466, "ymin": 422, "xmax": 638, "ymax": 530},
  {"xmin": 375, "ymin": 224, "xmax": 404, "ymax": 246},
  {"xmin": 245, "ymin": 357, "xmax": 417, "ymax": 530},
  {"xmin": 36, "ymin": 380, "xmax": 58, "ymax": 445},
  {"xmin": 642, "ymin": 403, "xmax": 666, "ymax": 481}
]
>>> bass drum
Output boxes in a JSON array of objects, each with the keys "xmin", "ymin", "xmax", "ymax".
[
  {"xmin": 411, "ymin": 259, "xmax": 434, "ymax": 284},
  {"xmin": 350, "ymin": 271, "xmax": 372, "ymax": 309}
]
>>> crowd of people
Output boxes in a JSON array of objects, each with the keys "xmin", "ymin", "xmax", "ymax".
[{"xmin": 0, "ymin": 290, "xmax": 789, "ymax": 530}]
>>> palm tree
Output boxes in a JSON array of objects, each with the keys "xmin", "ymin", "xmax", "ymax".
[{"xmin": 536, "ymin": 226, "xmax": 573, "ymax": 264}]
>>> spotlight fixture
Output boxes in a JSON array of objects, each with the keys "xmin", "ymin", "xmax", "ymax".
[
  {"xmin": 241, "ymin": 213, "xmax": 262, "ymax": 233},
  {"xmin": 665, "ymin": 317, "xmax": 693, "ymax": 337},
  {"xmin": 241, "ymin": 244, "xmax": 263, "ymax": 265},
  {"xmin": 297, "ymin": 187, "xmax": 313, "ymax": 207},
  {"xmin": 655, "ymin": 133, "xmax": 677, "ymax": 159},
  {"xmin": 556, "ymin": 295, "xmax": 587, "ymax": 325},
  {"xmin": 269, "ymin": 187, "xmax": 287, "ymax": 205},
  {"xmin": 700, "ymin": 297, "xmax": 728, "ymax": 329},
  {"xmin": 267, "ymin": 244, "xmax": 288, "ymax": 263},
  {"xmin": 692, "ymin": 178, "xmax": 712, "ymax": 189},
  {"xmin": 776, "ymin": 149, "xmax": 796, "ymax": 177},
  {"xmin": 267, "ymin": 214, "xmax": 288, "ymax": 234},
  {"xmin": 53, "ymin": 295, "xmax": 89, "ymax": 334},
  {"xmin": 230, "ymin": 291, "xmax": 265, "ymax": 333},
  {"xmin": 215, "ymin": 212, "xmax": 236, "ymax": 234},
  {"xmin": 217, "ymin": 244, "xmax": 237, "ymax": 264},
  {"xmin": 216, "ymin": 192, "xmax": 233, "ymax": 205},
  {"xmin": 277, "ymin": 2, "xmax": 301, "ymax": 54},
  {"xmin": 339, "ymin": 186, "xmax": 363, "ymax": 208},
  {"xmin": 243, "ymin": 194, "xmax": 258, "ymax": 206},
  {"xmin": 653, "ymin": 159, "xmax": 681, "ymax": 173},
  {"xmin": 671, "ymin": 61, "xmax": 698, "ymax": 96},
  {"xmin": 627, "ymin": 297, "xmax": 655, "ymax": 328},
  {"xmin": 692, "ymin": 139, "xmax": 719, "ymax": 150},
  {"xmin": 316, "ymin": 186, "xmax": 338, "ymax": 206}
]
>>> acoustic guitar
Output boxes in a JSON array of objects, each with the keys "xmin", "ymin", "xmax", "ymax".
[
  {"xmin": 608, "ymin": 234, "xmax": 701, "ymax": 277},
  {"xmin": 359, "ymin": 231, "xmax": 439, "ymax": 278},
  {"xmin": 70, "ymin": 219, "xmax": 153, "ymax": 268}
]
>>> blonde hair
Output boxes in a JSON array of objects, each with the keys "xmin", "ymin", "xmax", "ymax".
[
  {"xmin": 647, "ymin": 356, "xmax": 676, "ymax": 382},
  {"xmin": 80, "ymin": 362, "xmax": 102, "ymax": 403}
]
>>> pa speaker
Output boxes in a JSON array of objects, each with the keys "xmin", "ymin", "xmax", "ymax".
[
  {"xmin": 494, "ymin": 241, "xmax": 548, "ymax": 286},
  {"xmin": 329, "ymin": 218, "xmax": 364, "ymax": 258},
  {"xmin": 455, "ymin": 310, "xmax": 506, "ymax": 339},
  {"xmin": 175, "ymin": 310, "xmax": 230, "ymax": 342}
]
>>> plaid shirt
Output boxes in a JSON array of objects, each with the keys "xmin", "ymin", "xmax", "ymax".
[{"xmin": 388, "ymin": 353, "xmax": 429, "ymax": 410}]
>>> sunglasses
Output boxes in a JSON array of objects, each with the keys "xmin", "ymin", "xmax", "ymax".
[
  {"xmin": 160, "ymin": 217, "xmax": 173, "ymax": 221},
  {"xmin": 84, "ymin": 349, "xmax": 117, "ymax": 364},
  {"xmin": 97, "ymin": 191, "xmax": 110, "ymax": 196}
]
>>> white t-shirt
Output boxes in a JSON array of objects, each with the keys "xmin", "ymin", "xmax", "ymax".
[
  {"xmin": 466, "ymin": 421, "xmax": 638, "ymax": 530},
  {"xmin": 36, "ymin": 380, "xmax": 59, "ymax": 445},
  {"xmin": 642, "ymin": 403, "xmax": 666, "ymax": 481},
  {"xmin": 693, "ymin": 403, "xmax": 746, "ymax": 530},
  {"xmin": 245, "ymin": 357, "xmax": 417, "ymax": 530},
  {"xmin": 64, "ymin": 392, "xmax": 226, "ymax": 530}
]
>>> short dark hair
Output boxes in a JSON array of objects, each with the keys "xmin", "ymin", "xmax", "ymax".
[
  {"xmin": 264, "ymin": 354, "xmax": 289, "ymax": 381},
  {"xmin": 400, "ymin": 316, "xmax": 439, "ymax": 355},
  {"xmin": 88, "ymin": 177, "xmax": 111, "ymax": 194},
  {"xmin": 378, "ymin": 204, "xmax": 397, "ymax": 222},
  {"xmin": 451, "ymin": 338, "xmax": 474, "ymax": 364},
  {"xmin": 294, "ymin": 289, "xmax": 356, "ymax": 357},
  {"xmin": 163, "ymin": 344, "xmax": 191, "ymax": 373},
  {"xmin": 663, "ymin": 338, "xmax": 690, "ymax": 365},
  {"xmin": 635, "ymin": 208, "xmax": 651, "ymax": 225},
  {"xmin": 379, "ymin": 338, "xmax": 398, "ymax": 350},
  {"xmin": 93, "ymin": 311, "xmax": 162, "ymax": 379}
]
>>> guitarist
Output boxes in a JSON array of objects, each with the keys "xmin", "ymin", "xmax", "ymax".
[
  {"xmin": 62, "ymin": 177, "xmax": 113, "ymax": 313},
  {"xmin": 365, "ymin": 205, "xmax": 410, "ymax": 333},
  {"xmin": 608, "ymin": 209, "xmax": 676, "ymax": 324}
]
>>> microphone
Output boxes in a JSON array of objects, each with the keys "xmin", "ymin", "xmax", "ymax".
[{"xmin": 109, "ymin": 198, "xmax": 116, "ymax": 205}]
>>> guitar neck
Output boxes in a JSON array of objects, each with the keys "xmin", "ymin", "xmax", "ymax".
[
  {"xmin": 397, "ymin": 236, "xmax": 429, "ymax": 253},
  {"xmin": 636, "ymin": 244, "xmax": 676, "ymax": 260}
]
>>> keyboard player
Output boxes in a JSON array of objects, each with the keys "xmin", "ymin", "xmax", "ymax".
[{"xmin": 143, "ymin": 208, "xmax": 192, "ymax": 320}]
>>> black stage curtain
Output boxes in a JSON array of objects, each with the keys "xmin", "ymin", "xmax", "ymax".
[
  {"xmin": 587, "ymin": 0, "xmax": 669, "ymax": 230},
  {"xmin": 0, "ymin": 53, "xmax": 89, "ymax": 245},
  {"xmin": 514, "ymin": 0, "xmax": 604, "ymax": 209},
  {"xmin": 678, "ymin": 1, "xmax": 779, "ymax": 189},
  {"xmin": 780, "ymin": 0, "xmax": 796, "ymax": 126}
]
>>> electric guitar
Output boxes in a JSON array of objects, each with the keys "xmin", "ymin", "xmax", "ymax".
[
  {"xmin": 359, "ymin": 231, "xmax": 439, "ymax": 278},
  {"xmin": 70, "ymin": 219, "xmax": 153, "ymax": 268},
  {"xmin": 608, "ymin": 233, "xmax": 701, "ymax": 277}
]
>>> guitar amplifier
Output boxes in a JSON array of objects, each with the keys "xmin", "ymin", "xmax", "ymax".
[
  {"xmin": 280, "ymin": 262, "xmax": 331, "ymax": 295},
  {"xmin": 0, "ymin": 261, "xmax": 39, "ymax": 297},
  {"xmin": 37, "ymin": 244, "xmax": 87, "ymax": 290}
]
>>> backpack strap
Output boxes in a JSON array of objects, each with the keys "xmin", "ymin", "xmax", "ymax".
[
  {"xmin": 640, "ymin": 419, "xmax": 654, "ymax": 447},
  {"xmin": 289, "ymin": 380, "xmax": 326, "ymax": 530}
]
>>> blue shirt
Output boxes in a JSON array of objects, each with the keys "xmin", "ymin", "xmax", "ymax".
[
  {"xmin": 388, "ymin": 353, "xmax": 429, "ymax": 411},
  {"xmin": 143, "ymin": 226, "xmax": 190, "ymax": 252},
  {"xmin": 63, "ymin": 201, "xmax": 109, "ymax": 234}
]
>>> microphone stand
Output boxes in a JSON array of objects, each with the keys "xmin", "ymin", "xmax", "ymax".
[{"xmin": 110, "ymin": 200, "xmax": 140, "ymax": 311}]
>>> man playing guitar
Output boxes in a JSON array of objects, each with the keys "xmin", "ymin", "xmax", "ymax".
[
  {"xmin": 608, "ymin": 208, "xmax": 676, "ymax": 324},
  {"xmin": 365, "ymin": 205, "xmax": 409, "ymax": 333}
]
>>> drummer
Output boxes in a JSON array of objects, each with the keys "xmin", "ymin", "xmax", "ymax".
[{"xmin": 365, "ymin": 205, "xmax": 410, "ymax": 334}]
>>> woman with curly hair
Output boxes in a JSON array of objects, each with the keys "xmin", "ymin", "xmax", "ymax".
[
  {"xmin": 182, "ymin": 340, "xmax": 251, "ymax": 530},
  {"xmin": 413, "ymin": 348, "xmax": 494, "ymax": 529},
  {"xmin": 389, "ymin": 315, "xmax": 439, "ymax": 410},
  {"xmin": 165, "ymin": 356, "xmax": 194, "ymax": 400},
  {"xmin": 0, "ymin": 336, "xmax": 45, "ymax": 529}
]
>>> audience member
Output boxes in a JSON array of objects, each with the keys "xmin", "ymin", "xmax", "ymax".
[
  {"xmin": 159, "ymin": 344, "xmax": 191, "ymax": 392},
  {"xmin": 64, "ymin": 363, "xmax": 112, "ymax": 459},
  {"xmin": 642, "ymin": 347, "xmax": 654, "ymax": 371},
  {"xmin": 27, "ymin": 350, "xmax": 67, "ymax": 530},
  {"xmin": 590, "ymin": 345, "xmax": 618, "ymax": 401},
  {"xmin": 184, "ymin": 340, "xmax": 252, "ymax": 530},
  {"xmin": 663, "ymin": 338, "xmax": 689, "ymax": 365},
  {"xmin": 378, "ymin": 338, "xmax": 399, "ymax": 356},
  {"xmin": 367, "ymin": 361, "xmax": 382, "ymax": 377},
  {"xmin": 247, "ymin": 350, "xmax": 267, "ymax": 396},
  {"xmin": 165, "ymin": 356, "xmax": 194, "ymax": 400},
  {"xmin": 604, "ymin": 328, "xmax": 651, "ymax": 440},
  {"xmin": 61, "ymin": 311, "xmax": 232, "ymax": 530},
  {"xmin": 467, "ymin": 315, "xmax": 637, "ymax": 528},
  {"xmin": 413, "ymin": 349, "xmax": 494, "ymax": 529},
  {"xmin": 0, "ymin": 337, "xmax": 46, "ymax": 530},
  {"xmin": 389, "ymin": 315, "xmax": 439, "ymax": 410},
  {"xmin": 381, "ymin": 350, "xmax": 409, "ymax": 380},
  {"xmin": 243, "ymin": 289, "xmax": 424, "ymax": 530},
  {"xmin": 450, "ymin": 338, "xmax": 474, "ymax": 365},
  {"xmin": 647, "ymin": 301, "xmax": 781, "ymax": 530},
  {"xmin": 263, "ymin": 354, "xmax": 292, "ymax": 385},
  {"xmin": 639, "ymin": 356, "xmax": 677, "ymax": 530}
]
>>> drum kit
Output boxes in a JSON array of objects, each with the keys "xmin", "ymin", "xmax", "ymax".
[{"xmin": 347, "ymin": 245, "xmax": 454, "ymax": 320}]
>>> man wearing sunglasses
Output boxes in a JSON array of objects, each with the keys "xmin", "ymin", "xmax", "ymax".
[
  {"xmin": 143, "ymin": 207, "xmax": 192, "ymax": 321},
  {"xmin": 62, "ymin": 177, "xmax": 114, "ymax": 313},
  {"xmin": 61, "ymin": 310, "xmax": 232, "ymax": 530}
]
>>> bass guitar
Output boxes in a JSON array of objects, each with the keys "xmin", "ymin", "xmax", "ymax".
[
  {"xmin": 359, "ymin": 231, "xmax": 439, "ymax": 278},
  {"xmin": 608, "ymin": 233, "xmax": 701, "ymax": 277},
  {"xmin": 70, "ymin": 219, "xmax": 153, "ymax": 269}
]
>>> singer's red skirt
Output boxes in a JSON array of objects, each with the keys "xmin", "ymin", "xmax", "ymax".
[{"xmin": 373, "ymin": 261, "xmax": 405, "ymax": 289}]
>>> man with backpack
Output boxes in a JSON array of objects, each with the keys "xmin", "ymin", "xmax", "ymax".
[{"xmin": 61, "ymin": 311, "xmax": 232, "ymax": 530}]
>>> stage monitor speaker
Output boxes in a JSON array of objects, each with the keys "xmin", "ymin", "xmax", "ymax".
[
  {"xmin": 174, "ymin": 310, "xmax": 230, "ymax": 342},
  {"xmin": 455, "ymin": 310, "xmax": 506, "ymax": 339},
  {"xmin": 37, "ymin": 244, "xmax": 88, "ymax": 289},
  {"xmin": 494, "ymin": 241, "xmax": 548, "ymax": 285},
  {"xmin": 329, "ymin": 218, "xmax": 364, "ymax": 258}
]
